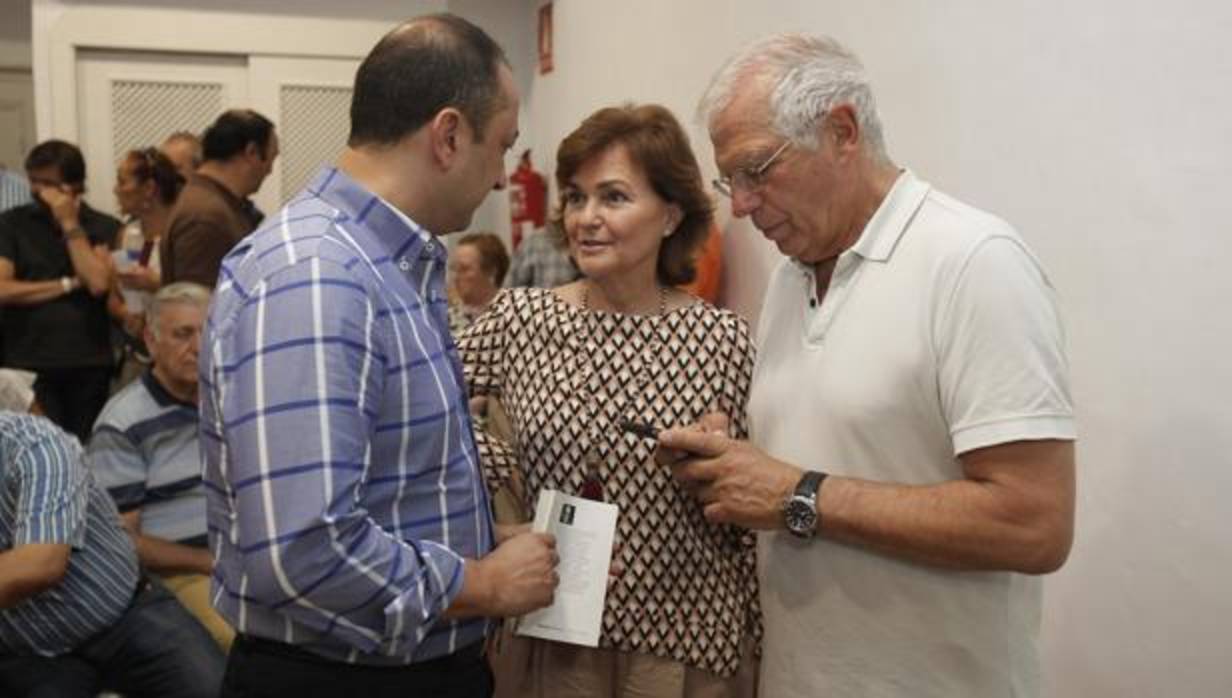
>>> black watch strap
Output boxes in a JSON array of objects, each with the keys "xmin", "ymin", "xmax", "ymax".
[{"xmin": 796, "ymin": 470, "xmax": 827, "ymax": 499}]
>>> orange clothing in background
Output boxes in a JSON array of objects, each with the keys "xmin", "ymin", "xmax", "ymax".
[{"xmin": 682, "ymin": 223, "xmax": 722, "ymax": 304}]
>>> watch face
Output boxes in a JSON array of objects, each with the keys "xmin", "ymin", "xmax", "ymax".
[{"xmin": 784, "ymin": 497, "xmax": 817, "ymax": 537}]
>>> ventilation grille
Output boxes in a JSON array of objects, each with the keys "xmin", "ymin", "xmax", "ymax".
[
  {"xmin": 110, "ymin": 80, "xmax": 222, "ymax": 160},
  {"xmin": 280, "ymin": 84, "xmax": 351, "ymax": 198}
]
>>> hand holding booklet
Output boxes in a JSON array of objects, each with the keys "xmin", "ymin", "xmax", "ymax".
[{"xmin": 516, "ymin": 489, "xmax": 618, "ymax": 647}]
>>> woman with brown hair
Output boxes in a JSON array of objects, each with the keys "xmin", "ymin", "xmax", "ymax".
[
  {"xmin": 458, "ymin": 104, "xmax": 759, "ymax": 697},
  {"xmin": 107, "ymin": 147, "xmax": 184, "ymax": 387}
]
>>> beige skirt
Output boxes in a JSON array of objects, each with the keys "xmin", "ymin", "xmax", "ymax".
[{"xmin": 489, "ymin": 624, "xmax": 758, "ymax": 698}]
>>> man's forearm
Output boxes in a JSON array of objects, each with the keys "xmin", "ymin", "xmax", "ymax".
[
  {"xmin": 442, "ymin": 558, "xmax": 492, "ymax": 620},
  {"xmin": 0, "ymin": 544, "xmax": 71, "ymax": 608},
  {"xmin": 131, "ymin": 533, "xmax": 214, "ymax": 577},
  {"xmin": 63, "ymin": 235, "xmax": 110, "ymax": 296},
  {"xmin": 0, "ymin": 278, "xmax": 74, "ymax": 306},
  {"xmin": 818, "ymin": 442, "xmax": 1075, "ymax": 573}
]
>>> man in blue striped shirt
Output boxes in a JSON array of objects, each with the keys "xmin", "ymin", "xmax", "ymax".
[
  {"xmin": 0, "ymin": 412, "xmax": 224, "ymax": 697},
  {"xmin": 0, "ymin": 169, "xmax": 31, "ymax": 213},
  {"xmin": 203, "ymin": 14, "xmax": 558, "ymax": 698}
]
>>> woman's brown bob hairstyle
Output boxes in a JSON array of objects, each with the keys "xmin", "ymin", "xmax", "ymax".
[{"xmin": 551, "ymin": 103, "xmax": 713, "ymax": 286}]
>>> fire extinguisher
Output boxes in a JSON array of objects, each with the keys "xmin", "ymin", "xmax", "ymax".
[{"xmin": 508, "ymin": 149, "xmax": 546, "ymax": 251}]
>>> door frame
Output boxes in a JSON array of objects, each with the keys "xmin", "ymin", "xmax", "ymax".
[
  {"xmin": 36, "ymin": 4, "xmax": 396, "ymax": 143},
  {"xmin": 247, "ymin": 55, "xmax": 360, "ymax": 210},
  {"xmin": 75, "ymin": 49, "xmax": 250, "ymax": 215}
]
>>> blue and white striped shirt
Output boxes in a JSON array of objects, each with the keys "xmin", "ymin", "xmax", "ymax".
[
  {"xmin": 0, "ymin": 413, "xmax": 139, "ymax": 657},
  {"xmin": 0, "ymin": 170, "xmax": 31, "ymax": 214},
  {"xmin": 87, "ymin": 370, "xmax": 207, "ymax": 545},
  {"xmin": 201, "ymin": 166, "xmax": 494, "ymax": 666}
]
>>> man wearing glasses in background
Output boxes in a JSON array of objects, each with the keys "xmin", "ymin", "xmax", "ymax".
[{"xmin": 661, "ymin": 34, "xmax": 1077, "ymax": 697}]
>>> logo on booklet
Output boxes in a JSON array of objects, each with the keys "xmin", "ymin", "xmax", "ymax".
[{"xmin": 559, "ymin": 503, "xmax": 576, "ymax": 525}]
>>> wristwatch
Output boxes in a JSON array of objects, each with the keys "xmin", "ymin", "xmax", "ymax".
[{"xmin": 782, "ymin": 470, "xmax": 827, "ymax": 538}]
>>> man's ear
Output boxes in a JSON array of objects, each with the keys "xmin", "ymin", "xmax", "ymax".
[
  {"xmin": 430, "ymin": 108, "xmax": 466, "ymax": 169},
  {"xmin": 244, "ymin": 141, "xmax": 263, "ymax": 161},
  {"xmin": 825, "ymin": 104, "xmax": 861, "ymax": 156}
]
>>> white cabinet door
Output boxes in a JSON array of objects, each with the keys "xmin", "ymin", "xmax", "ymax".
[
  {"xmin": 248, "ymin": 56, "xmax": 359, "ymax": 216},
  {"xmin": 75, "ymin": 49, "xmax": 248, "ymax": 216},
  {"xmin": 0, "ymin": 70, "xmax": 36, "ymax": 173}
]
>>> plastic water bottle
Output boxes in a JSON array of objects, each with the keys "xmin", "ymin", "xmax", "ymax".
[{"xmin": 120, "ymin": 222, "xmax": 144, "ymax": 267}]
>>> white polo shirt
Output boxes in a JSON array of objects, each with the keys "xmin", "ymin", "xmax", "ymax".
[{"xmin": 750, "ymin": 171, "xmax": 1074, "ymax": 698}]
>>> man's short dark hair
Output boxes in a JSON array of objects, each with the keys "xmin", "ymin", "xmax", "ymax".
[
  {"xmin": 349, "ymin": 13, "xmax": 509, "ymax": 147},
  {"xmin": 202, "ymin": 109, "xmax": 275, "ymax": 162},
  {"xmin": 25, "ymin": 140, "xmax": 86, "ymax": 188}
]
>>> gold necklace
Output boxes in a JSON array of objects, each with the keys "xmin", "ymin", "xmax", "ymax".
[{"xmin": 580, "ymin": 282, "xmax": 668, "ymax": 316}]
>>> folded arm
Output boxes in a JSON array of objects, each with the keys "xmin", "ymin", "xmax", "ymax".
[{"xmin": 0, "ymin": 543, "xmax": 71, "ymax": 608}]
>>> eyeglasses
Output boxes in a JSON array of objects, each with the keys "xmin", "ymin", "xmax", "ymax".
[{"xmin": 712, "ymin": 140, "xmax": 792, "ymax": 198}]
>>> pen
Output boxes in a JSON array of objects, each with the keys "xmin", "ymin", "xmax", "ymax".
[{"xmin": 619, "ymin": 420, "xmax": 660, "ymax": 440}]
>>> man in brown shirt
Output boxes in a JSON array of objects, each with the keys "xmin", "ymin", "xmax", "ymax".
[{"xmin": 161, "ymin": 110, "xmax": 278, "ymax": 288}]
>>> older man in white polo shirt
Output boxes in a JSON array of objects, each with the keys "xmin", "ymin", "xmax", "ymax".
[{"xmin": 662, "ymin": 34, "xmax": 1076, "ymax": 698}]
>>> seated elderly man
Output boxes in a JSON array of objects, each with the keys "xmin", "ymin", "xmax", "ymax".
[
  {"xmin": 0, "ymin": 412, "xmax": 223, "ymax": 698},
  {"xmin": 86, "ymin": 281, "xmax": 231, "ymax": 650}
]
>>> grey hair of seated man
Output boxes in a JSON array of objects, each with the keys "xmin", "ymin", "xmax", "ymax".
[{"xmin": 146, "ymin": 281, "xmax": 211, "ymax": 340}]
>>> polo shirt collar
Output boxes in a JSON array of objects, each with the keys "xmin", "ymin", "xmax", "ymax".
[
  {"xmin": 786, "ymin": 169, "xmax": 931, "ymax": 277},
  {"xmin": 304, "ymin": 166, "xmax": 445, "ymax": 266},
  {"xmin": 848, "ymin": 169, "xmax": 931, "ymax": 263}
]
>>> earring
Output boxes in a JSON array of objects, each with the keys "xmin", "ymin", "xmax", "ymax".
[{"xmin": 663, "ymin": 225, "xmax": 675, "ymax": 238}]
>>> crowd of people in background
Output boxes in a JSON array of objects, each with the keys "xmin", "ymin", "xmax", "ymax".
[
  {"xmin": 0, "ymin": 77, "xmax": 580, "ymax": 696},
  {"xmin": 0, "ymin": 108, "xmax": 281, "ymax": 697}
]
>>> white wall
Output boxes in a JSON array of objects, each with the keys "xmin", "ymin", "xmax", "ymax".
[
  {"xmin": 524, "ymin": 1, "xmax": 1232, "ymax": 696},
  {"xmin": 445, "ymin": 0, "xmax": 536, "ymax": 245}
]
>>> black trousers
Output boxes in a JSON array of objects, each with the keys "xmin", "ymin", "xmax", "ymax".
[
  {"xmin": 33, "ymin": 365, "xmax": 111, "ymax": 442},
  {"xmin": 222, "ymin": 634, "xmax": 493, "ymax": 698}
]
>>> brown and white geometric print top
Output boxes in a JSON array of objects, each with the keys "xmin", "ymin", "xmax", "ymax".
[{"xmin": 458, "ymin": 287, "xmax": 760, "ymax": 677}]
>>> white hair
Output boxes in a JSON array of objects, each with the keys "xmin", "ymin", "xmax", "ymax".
[
  {"xmin": 0, "ymin": 369, "xmax": 36, "ymax": 412},
  {"xmin": 698, "ymin": 33, "xmax": 889, "ymax": 162},
  {"xmin": 146, "ymin": 281, "xmax": 211, "ymax": 338}
]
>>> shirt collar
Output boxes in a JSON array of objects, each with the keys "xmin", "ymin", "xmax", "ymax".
[
  {"xmin": 787, "ymin": 169, "xmax": 931, "ymax": 275},
  {"xmin": 305, "ymin": 166, "xmax": 445, "ymax": 266},
  {"xmin": 848, "ymin": 169, "xmax": 931, "ymax": 262},
  {"xmin": 141, "ymin": 368, "xmax": 197, "ymax": 410},
  {"xmin": 191, "ymin": 172, "xmax": 248, "ymax": 215}
]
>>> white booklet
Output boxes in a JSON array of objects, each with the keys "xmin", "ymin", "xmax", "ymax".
[{"xmin": 516, "ymin": 489, "xmax": 618, "ymax": 647}]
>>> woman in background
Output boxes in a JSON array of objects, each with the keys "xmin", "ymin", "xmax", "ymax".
[
  {"xmin": 107, "ymin": 147, "xmax": 183, "ymax": 388},
  {"xmin": 448, "ymin": 231, "xmax": 510, "ymax": 334},
  {"xmin": 459, "ymin": 103, "xmax": 759, "ymax": 698}
]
